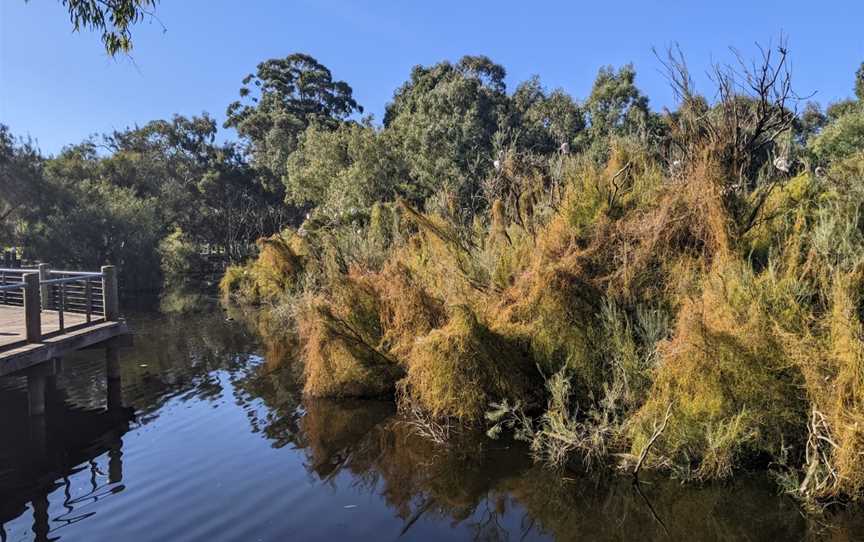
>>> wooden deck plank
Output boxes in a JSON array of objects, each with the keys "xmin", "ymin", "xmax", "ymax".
[
  {"xmin": 0, "ymin": 305, "xmax": 88, "ymax": 349},
  {"xmin": 0, "ymin": 305, "xmax": 129, "ymax": 377}
]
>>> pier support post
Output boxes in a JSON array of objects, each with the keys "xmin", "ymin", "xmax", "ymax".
[
  {"xmin": 38, "ymin": 263, "xmax": 50, "ymax": 309},
  {"xmin": 106, "ymin": 345, "xmax": 122, "ymax": 411},
  {"xmin": 101, "ymin": 265, "xmax": 119, "ymax": 321},
  {"xmin": 28, "ymin": 387, "xmax": 48, "ymax": 464},
  {"xmin": 27, "ymin": 374, "xmax": 46, "ymax": 417},
  {"xmin": 31, "ymin": 492, "xmax": 49, "ymax": 541},
  {"xmin": 45, "ymin": 360, "xmax": 59, "ymax": 411},
  {"xmin": 108, "ymin": 437, "xmax": 124, "ymax": 484},
  {"xmin": 23, "ymin": 272, "xmax": 41, "ymax": 343}
]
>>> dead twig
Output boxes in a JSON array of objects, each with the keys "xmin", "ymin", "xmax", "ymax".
[
  {"xmin": 608, "ymin": 161, "xmax": 633, "ymax": 208},
  {"xmin": 634, "ymin": 402, "xmax": 673, "ymax": 478}
]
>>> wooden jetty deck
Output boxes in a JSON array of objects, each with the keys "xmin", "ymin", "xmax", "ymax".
[
  {"xmin": 0, "ymin": 304, "xmax": 88, "ymax": 347},
  {"xmin": 0, "ymin": 265, "xmax": 129, "ymax": 378}
]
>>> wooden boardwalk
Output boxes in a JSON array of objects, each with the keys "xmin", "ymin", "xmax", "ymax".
[
  {"xmin": 0, "ymin": 305, "xmax": 88, "ymax": 348},
  {"xmin": 0, "ymin": 265, "xmax": 130, "ymax": 378},
  {"xmin": 0, "ymin": 305, "xmax": 129, "ymax": 377}
]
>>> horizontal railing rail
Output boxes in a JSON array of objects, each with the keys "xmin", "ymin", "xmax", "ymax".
[
  {"xmin": 0, "ymin": 283, "xmax": 24, "ymax": 291},
  {"xmin": 0, "ymin": 269, "xmax": 27, "ymax": 307},
  {"xmin": 43, "ymin": 272, "xmax": 105, "ymax": 330},
  {"xmin": 0, "ymin": 264, "xmax": 119, "ymax": 346},
  {"xmin": 48, "ymin": 270, "xmax": 104, "ymax": 277},
  {"xmin": 41, "ymin": 275, "xmax": 99, "ymax": 285}
]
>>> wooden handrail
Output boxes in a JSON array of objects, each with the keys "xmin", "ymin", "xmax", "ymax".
[
  {"xmin": 0, "ymin": 283, "xmax": 24, "ymax": 291},
  {"xmin": 1, "ymin": 264, "xmax": 120, "ymax": 342},
  {"xmin": 41, "ymin": 275, "xmax": 99, "ymax": 285},
  {"xmin": 50, "ymin": 270, "xmax": 104, "ymax": 277}
]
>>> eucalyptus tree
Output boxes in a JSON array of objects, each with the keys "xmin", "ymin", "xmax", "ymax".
[
  {"xmin": 10, "ymin": 115, "xmax": 287, "ymax": 291},
  {"xmin": 225, "ymin": 54, "xmax": 363, "ymax": 190},
  {"xmin": 44, "ymin": 0, "xmax": 159, "ymax": 55},
  {"xmin": 25, "ymin": 142, "xmax": 164, "ymax": 292},
  {"xmin": 509, "ymin": 76, "xmax": 585, "ymax": 154},
  {"xmin": 383, "ymin": 55, "xmax": 510, "ymax": 211},
  {"xmin": 795, "ymin": 102, "xmax": 828, "ymax": 144},
  {"xmin": 580, "ymin": 64, "xmax": 655, "ymax": 151},
  {"xmin": 284, "ymin": 120, "xmax": 407, "ymax": 217},
  {"xmin": 95, "ymin": 115, "xmax": 286, "ymax": 260},
  {"xmin": 810, "ymin": 98, "xmax": 864, "ymax": 164}
]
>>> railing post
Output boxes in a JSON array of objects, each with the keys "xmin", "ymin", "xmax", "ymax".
[
  {"xmin": 85, "ymin": 279, "xmax": 92, "ymax": 323},
  {"xmin": 58, "ymin": 282, "xmax": 65, "ymax": 332},
  {"xmin": 24, "ymin": 272, "xmax": 41, "ymax": 343},
  {"xmin": 38, "ymin": 263, "xmax": 50, "ymax": 310},
  {"xmin": 102, "ymin": 265, "xmax": 119, "ymax": 321}
]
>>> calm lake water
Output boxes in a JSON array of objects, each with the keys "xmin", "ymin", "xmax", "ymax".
[{"xmin": 1, "ymin": 304, "xmax": 862, "ymax": 541}]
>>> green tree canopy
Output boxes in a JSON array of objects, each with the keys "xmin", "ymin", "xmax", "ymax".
[
  {"xmin": 827, "ymin": 100, "xmax": 859, "ymax": 121},
  {"xmin": 225, "ymin": 53, "xmax": 363, "ymax": 185},
  {"xmin": 796, "ymin": 101, "xmax": 827, "ymax": 143},
  {"xmin": 92, "ymin": 115, "xmax": 287, "ymax": 259},
  {"xmin": 0, "ymin": 126, "xmax": 49, "ymax": 245},
  {"xmin": 7, "ymin": 115, "xmax": 288, "ymax": 290},
  {"xmin": 509, "ymin": 76, "xmax": 585, "ymax": 154},
  {"xmin": 98, "ymin": 114, "xmax": 221, "ymax": 198},
  {"xmin": 284, "ymin": 121, "xmax": 407, "ymax": 216},
  {"xmin": 810, "ymin": 106, "xmax": 864, "ymax": 163},
  {"xmin": 383, "ymin": 55, "xmax": 510, "ymax": 208},
  {"xmin": 808, "ymin": 63, "xmax": 864, "ymax": 163},
  {"xmin": 581, "ymin": 64, "xmax": 653, "ymax": 146}
]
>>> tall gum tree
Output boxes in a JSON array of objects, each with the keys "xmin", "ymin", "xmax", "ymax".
[
  {"xmin": 383, "ymin": 55, "xmax": 510, "ymax": 210},
  {"xmin": 225, "ymin": 54, "xmax": 363, "ymax": 192}
]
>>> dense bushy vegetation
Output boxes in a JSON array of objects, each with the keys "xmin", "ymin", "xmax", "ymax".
[
  {"xmin": 219, "ymin": 44, "xmax": 864, "ymax": 506},
  {"xmin": 5, "ymin": 31, "xmax": 864, "ymax": 504}
]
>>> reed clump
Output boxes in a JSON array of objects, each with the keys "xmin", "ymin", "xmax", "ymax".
[
  {"xmin": 300, "ymin": 268, "xmax": 392, "ymax": 398},
  {"xmin": 222, "ymin": 82, "xmax": 864, "ymax": 506},
  {"xmin": 401, "ymin": 305, "xmax": 537, "ymax": 422},
  {"xmin": 219, "ymin": 232, "xmax": 307, "ymax": 304}
]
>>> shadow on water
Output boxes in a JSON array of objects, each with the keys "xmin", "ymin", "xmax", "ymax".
[
  {"xmin": 0, "ymin": 373, "xmax": 133, "ymax": 541},
  {"xmin": 267, "ymin": 397, "xmax": 860, "ymax": 541},
  {"xmin": 0, "ymin": 296, "xmax": 862, "ymax": 541},
  {"xmin": 236, "ymin": 305, "xmax": 864, "ymax": 542}
]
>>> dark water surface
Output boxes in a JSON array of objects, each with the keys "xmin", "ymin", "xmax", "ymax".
[{"xmin": 1, "ymin": 307, "xmax": 862, "ymax": 541}]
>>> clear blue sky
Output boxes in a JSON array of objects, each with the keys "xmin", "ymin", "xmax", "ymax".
[{"xmin": 2, "ymin": 0, "xmax": 863, "ymax": 155}]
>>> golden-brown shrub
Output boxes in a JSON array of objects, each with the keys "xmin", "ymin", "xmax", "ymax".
[
  {"xmin": 299, "ymin": 262, "xmax": 446, "ymax": 399},
  {"xmin": 218, "ymin": 232, "xmax": 306, "ymax": 304},
  {"xmin": 629, "ymin": 261, "xmax": 809, "ymax": 479},
  {"xmin": 401, "ymin": 305, "xmax": 537, "ymax": 422},
  {"xmin": 299, "ymin": 296, "xmax": 401, "ymax": 398},
  {"xmin": 222, "ymin": 127, "xmax": 864, "ymax": 504}
]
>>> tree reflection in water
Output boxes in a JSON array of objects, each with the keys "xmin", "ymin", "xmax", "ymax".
[
  {"xmin": 0, "ymin": 303, "xmax": 862, "ymax": 541},
  {"xmin": 235, "ymin": 301, "xmax": 864, "ymax": 541}
]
